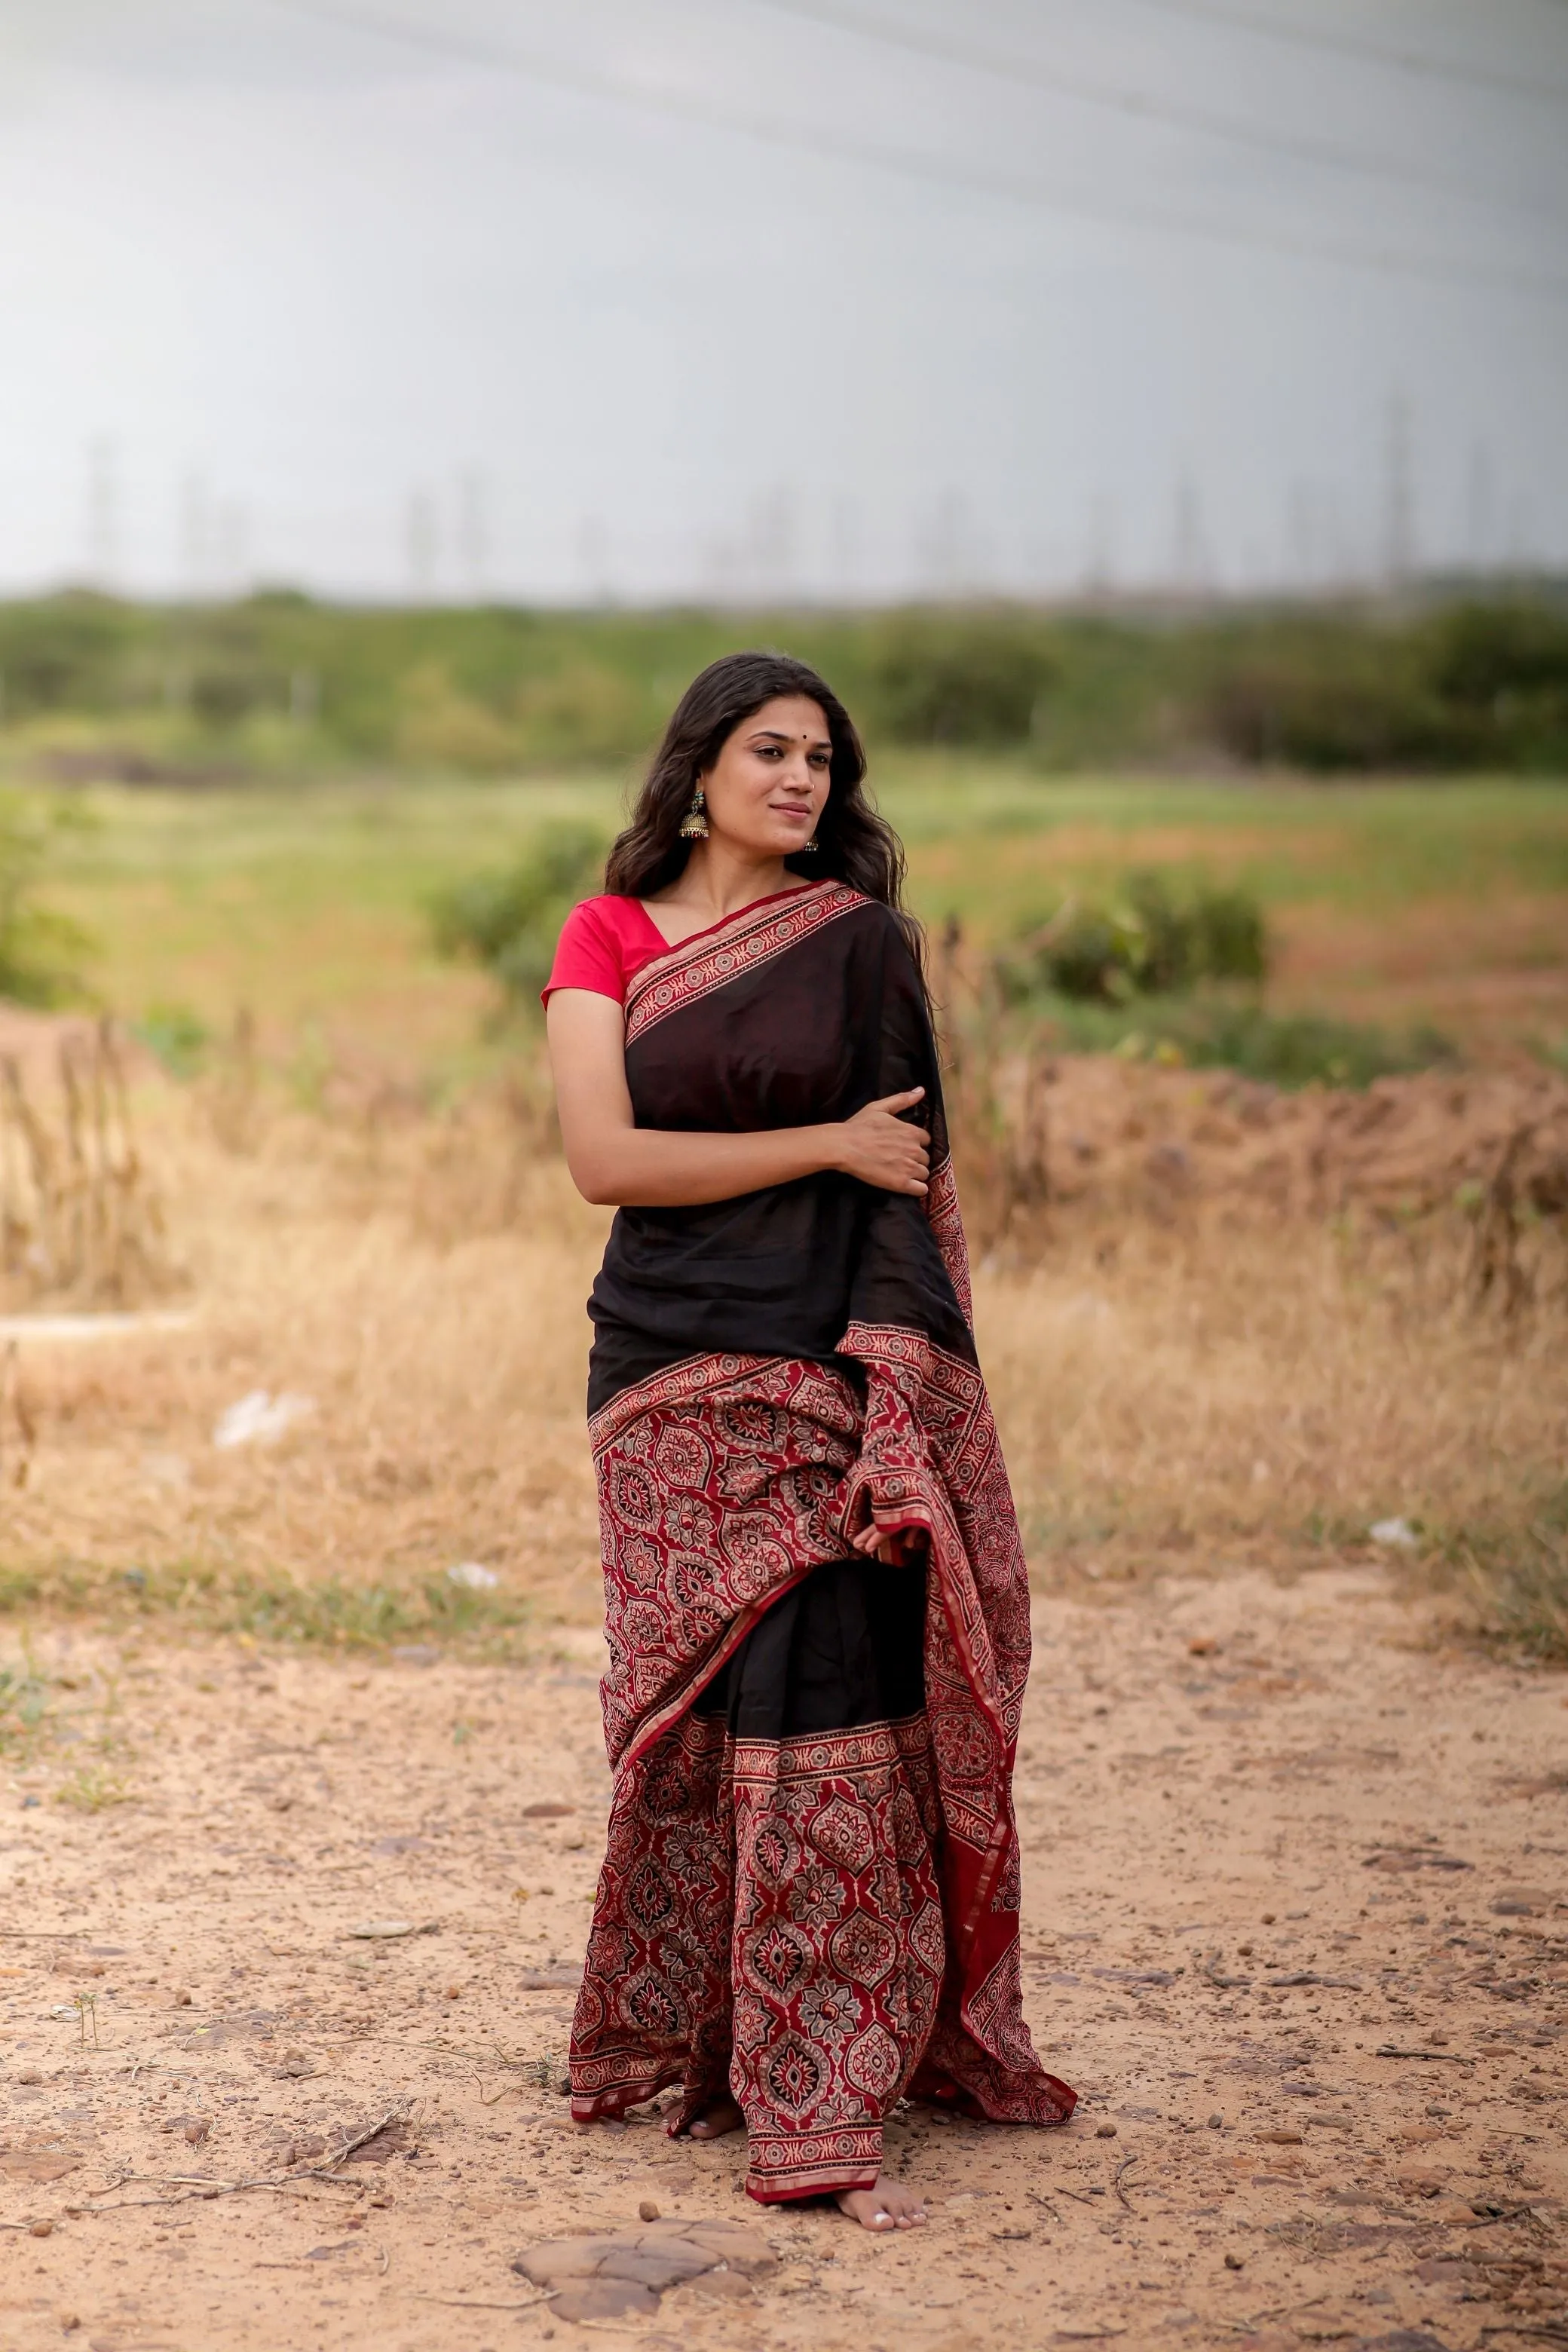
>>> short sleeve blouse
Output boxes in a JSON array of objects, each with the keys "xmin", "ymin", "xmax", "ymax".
[
  {"xmin": 541, "ymin": 896, "xmax": 672, "ymax": 1007},
  {"xmin": 542, "ymin": 886, "xmax": 818, "ymax": 1007}
]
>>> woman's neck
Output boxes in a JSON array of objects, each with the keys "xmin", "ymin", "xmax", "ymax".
[{"xmin": 648, "ymin": 842, "xmax": 807, "ymax": 923}]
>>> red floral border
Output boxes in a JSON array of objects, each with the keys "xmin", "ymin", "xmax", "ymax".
[
  {"xmin": 925, "ymin": 1153, "xmax": 974, "ymax": 1328},
  {"xmin": 588, "ymin": 1348, "xmax": 797, "ymax": 1459},
  {"xmin": 624, "ymin": 880, "xmax": 865, "ymax": 1046}
]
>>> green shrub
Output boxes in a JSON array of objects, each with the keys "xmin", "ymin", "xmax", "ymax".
[
  {"xmin": 133, "ymin": 1003, "xmax": 212, "ymax": 1079},
  {"xmin": 430, "ymin": 822, "xmax": 606, "ymax": 1006},
  {"xmin": 1187, "ymin": 882, "xmax": 1268, "ymax": 987},
  {"xmin": 1201, "ymin": 635, "xmax": 1455, "ymax": 770},
  {"xmin": 1195, "ymin": 599, "xmax": 1568, "ymax": 772},
  {"xmin": 997, "ymin": 871, "xmax": 1268, "ymax": 1005},
  {"xmin": 988, "ymin": 867, "xmax": 1446, "ymax": 1084},
  {"xmin": 0, "ymin": 795, "xmax": 92, "ymax": 1006},
  {"xmin": 866, "ymin": 611, "xmax": 1056, "ymax": 746},
  {"xmin": 1029, "ymin": 996, "xmax": 1457, "ymax": 1089},
  {"xmin": 1423, "ymin": 601, "xmax": 1568, "ymax": 769},
  {"xmin": 0, "ymin": 593, "xmax": 132, "ymax": 718},
  {"xmin": 1017, "ymin": 902, "xmax": 1142, "ymax": 1005},
  {"xmin": 396, "ymin": 660, "xmax": 519, "ymax": 773},
  {"xmin": 189, "ymin": 664, "xmax": 267, "ymax": 730},
  {"xmin": 1427, "ymin": 599, "xmax": 1568, "ymax": 705},
  {"xmin": 513, "ymin": 660, "xmax": 654, "ymax": 766}
]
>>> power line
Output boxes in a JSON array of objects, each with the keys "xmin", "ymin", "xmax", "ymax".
[
  {"xmin": 1132, "ymin": 0, "xmax": 1568, "ymax": 109},
  {"xmin": 754, "ymin": 0, "xmax": 1565, "ymax": 224},
  {"xmin": 265, "ymin": 0, "xmax": 1568, "ymax": 301}
]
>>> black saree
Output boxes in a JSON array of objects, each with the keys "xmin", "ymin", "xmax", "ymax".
[{"xmin": 568, "ymin": 877, "xmax": 1075, "ymax": 2203}]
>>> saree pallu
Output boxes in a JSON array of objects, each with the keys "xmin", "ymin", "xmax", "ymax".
[{"xmin": 568, "ymin": 880, "xmax": 1076, "ymax": 2201}]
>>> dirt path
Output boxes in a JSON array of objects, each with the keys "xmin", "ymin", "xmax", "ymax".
[{"xmin": 2, "ymin": 1568, "xmax": 1564, "ymax": 2352}]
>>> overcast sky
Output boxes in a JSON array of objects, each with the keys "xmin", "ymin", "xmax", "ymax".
[{"xmin": 2, "ymin": 0, "xmax": 1565, "ymax": 602}]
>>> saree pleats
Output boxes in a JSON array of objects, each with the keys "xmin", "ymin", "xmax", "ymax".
[{"xmin": 572, "ymin": 1704, "xmax": 945, "ymax": 2200}]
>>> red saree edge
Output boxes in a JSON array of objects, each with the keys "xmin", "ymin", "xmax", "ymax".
[
  {"xmin": 746, "ymin": 2170, "xmax": 880, "ymax": 2205},
  {"xmin": 623, "ymin": 879, "xmax": 865, "ymax": 1046},
  {"xmin": 568, "ymin": 2068, "xmax": 684, "ymax": 2125}
]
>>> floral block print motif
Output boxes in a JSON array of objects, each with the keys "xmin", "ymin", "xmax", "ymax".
[
  {"xmin": 574, "ymin": 1347, "xmax": 1075, "ymax": 2169},
  {"xmin": 588, "ymin": 1353, "xmax": 862, "ymax": 1771},
  {"xmin": 570, "ymin": 1712, "xmax": 944, "ymax": 2203},
  {"xmin": 569, "ymin": 1710, "xmax": 735, "ymax": 2121},
  {"xmin": 730, "ymin": 1718, "xmax": 944, "ymax": 2200}
]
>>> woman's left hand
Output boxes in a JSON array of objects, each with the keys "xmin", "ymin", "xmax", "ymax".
[{"xmin": 850, "ymin": 1521, "xmax": 926, "ymax": 1566}]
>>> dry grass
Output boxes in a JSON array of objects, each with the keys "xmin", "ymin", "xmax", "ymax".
[
  {"xmin": 945, "ymin": 1006, "xmax": 1568, "ymax": 1640},
  {"xmin": 2, "ymin": 1065, "xmax": 605, "ymax": 1637},
  {"xmin": 978, "ymin": 1209, "xmax": 1564, "ymax": 1579},
  {"xmin": 0, "ymin": 1017, "xmax": 176, "ymax": 1311},
  {"xmin": 0, "ymin": 1038, "xmax": 1563, "ymax": 1660}
]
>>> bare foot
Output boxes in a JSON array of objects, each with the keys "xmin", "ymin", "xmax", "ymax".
[
  {"xmin": 836, "ymin": 2175, "xmax": 927, "ymax": 2231},
  {"xmin": 684, "ymin": 2096, "xmax": 743, "ymax": 2140}
]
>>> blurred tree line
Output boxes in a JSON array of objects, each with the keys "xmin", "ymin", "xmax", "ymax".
[{"xmin": 0, "ymin": 586, "xmax": 1566, "ymax": 776}]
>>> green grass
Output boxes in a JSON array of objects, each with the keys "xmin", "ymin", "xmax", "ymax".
[
  {"xmin": 39, "ymin": 766, "xmax": 1568, "ymax": 910},
  {"xmin": 887, "ymin": 766, "xmax": 1568, "ymax": 919},
  {"xmin": 1439, "ymin": 1482, "xmax": 1568, "ymax": 1663},
  {"xmin": 0, "ymin": 1659, "xmax": 54, "ymax": 1761},
  {"xmin": 0, "ymin": 1557, "xmax": 535, "ymax": 1656},
  {"xmin": 11, "ymin": 764, "xmax": 1568, "ymax": 1076},
  {"xmin": 1022, "ymin": 995, "xmax": 1457, "ymax": 1089},
  {"xmin": 53, "ymin": 1765, "xmax": 131, "ymax": 1813},
  {"xmin": 0, "ymin": 1655, "xmax": 135, "ymax": 1802},
  {"xmin": 41, "ymin": 767, "xmax": 1568, "ymax": 920}
]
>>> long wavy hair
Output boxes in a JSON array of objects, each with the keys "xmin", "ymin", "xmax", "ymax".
[{"xmin": 604, "ymin": 651, "xmax": 923, "ymax": 981}]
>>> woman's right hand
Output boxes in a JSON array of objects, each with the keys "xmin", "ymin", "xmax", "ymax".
[{"xmin": 833, "ymin": 1088, "xmax": 930, "ymax": 1196}]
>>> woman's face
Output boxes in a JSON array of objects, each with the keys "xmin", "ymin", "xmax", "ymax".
[{"xmin": 700, "ymin": 695, "xmax": 831, "ymax": 860}]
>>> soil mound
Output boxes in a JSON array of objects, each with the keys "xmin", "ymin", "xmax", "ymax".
[{"xmin": 1029, "ymin": 1056, "xmax": 1568, "ymax": 1217}]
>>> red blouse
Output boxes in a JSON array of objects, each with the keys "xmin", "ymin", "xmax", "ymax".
[{"xmin": 542, "ymin": 887, "xmax": 816, "ymax": 1006}]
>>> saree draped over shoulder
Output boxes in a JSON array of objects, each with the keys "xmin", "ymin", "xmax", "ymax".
[{"xmin": 568, "ymin": 879, "xmax": 1075, "ymax": 2202}]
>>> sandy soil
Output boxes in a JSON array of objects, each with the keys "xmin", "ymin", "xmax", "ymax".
[{"xmin": 3, "ymin": 1570, "xmax": 1566, "ymax": 2352}]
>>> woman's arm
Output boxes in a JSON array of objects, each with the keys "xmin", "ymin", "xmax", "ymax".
[{"xmin": 547, "ymin": 989, "xmax": 930, "ymax": 1208}]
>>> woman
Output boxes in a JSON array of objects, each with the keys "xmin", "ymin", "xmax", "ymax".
[{"xmin": 544, "ymin": 651, "xmax": 1074, "ymax": 2231}]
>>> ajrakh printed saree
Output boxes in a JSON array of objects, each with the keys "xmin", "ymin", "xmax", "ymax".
[{"xmin": 568, "ymin": 877, "xmax": 1075, "ymax": 2202}]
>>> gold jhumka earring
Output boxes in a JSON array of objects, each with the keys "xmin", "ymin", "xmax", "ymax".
[
  {"xmin": 800, "ymin": 831, "xmax": 820, "ymax": 852},
  {"xmin": 679, "ymin": 784, "xmax": 709, "ymax": 840}
]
